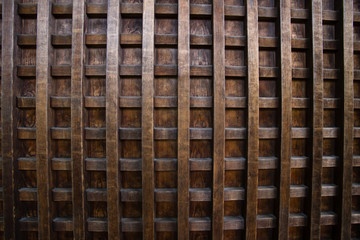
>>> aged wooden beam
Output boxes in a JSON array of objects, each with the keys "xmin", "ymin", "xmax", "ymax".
[
  {"xmin": 106, "ymin": 0, "xmax": 121, "ymax": 238},
  {"xmin": 36, "ymin": 0, "xmax": 51, "ymax": 238},
  {"xmin": 2, "ymin": 0, "xmax": 15, "ymax": 239},
  {"xmin": 212, "ymin": 0, "xmax": 225, "ymax": 238},
  {"xmin": 246, "ymin": 0, "xmax": 259, "ymax": 239},
  {"xmin": 177, "ymin": 0, "xmax": 190, "ymax": 238},
  {"xmin": 340, "ymin": 0, "xmax": 354, "ymax": 239},
  {"xmin": 310, "ymin": 0, "xmax": 323, "ymax": 239},
  {"xmin": 71, "ymin": 0, "xmax": 86, "ymax": 239},
  {"xmin": 142, "ymin": 0, "xmax": 155, "ymax": 238},
  {"xmin": 278, "ymin": 0, "xmax": 292, "ymax": 239}
]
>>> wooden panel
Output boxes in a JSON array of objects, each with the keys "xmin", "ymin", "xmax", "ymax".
[{"xmin": 0, "ymin": 0, "xmax": 358, "ymax": 238}]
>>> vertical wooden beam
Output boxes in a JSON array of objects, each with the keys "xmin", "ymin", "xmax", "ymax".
[
  {"xmin": 142, "ymin": 0, "xmax": 155, "ymax": 238},
  {"xmin": 310, "ymin": 1, "xmax": 323, "ymax": 239},
  {"xmin": 340, "ymin": 0, "xmax": 354, "ymax": 239},
  {"xmin": 2, "ymin": 0, "xmax": 15, "ymax": 239},
  {"xmin": 106, "ymin": 0, "xmax": 121, "ymax": 238},
  {"xmin": 36, "ymin": 0, "xmax": 51, "ymax": 238},
  {"xmin": 212, "ymin": 0, "xmax": 225, "ymax": 239},
  {"xmin": 246, "ymin": 0, "xmax": 259, "ymax": 239},
  {"xmin": 278, "ymin": 0, "xmax": 292, "ymax": 238},
  {"xmin": 71, "ymin": 0, "xmax": 86, "ymax": 239},
  {"xmin": 177, "ymin": 0, "xmax": 190, "ymax": 238}
]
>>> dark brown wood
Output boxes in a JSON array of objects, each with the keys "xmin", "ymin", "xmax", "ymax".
[
  {"xmin": 2, "ymin": 0, "xmax": 15, "ymax": 239},
  {"xmin": 340, "ymin": 0, "xmax": 353, "ymax": 239},
  {"xmin": 106, "ymin": 0, "xmax": 120, "ymax": 238},
  {"xmin": 246, "ymin": 0, "xmax": 259, "ymax": 239},
  {"xmin": 212, "ymin": 0, "xmax": 225, "ymax": 238},
  {"xmin": 142, "ymin": 0, "xmax": 155, "ymax": 238},
  {"xmin": 36, "ymin": 0, "xmax": 51, "ymax": 238},
  {"xmin": 177, "ymin": 0, "xmax": 190, "ymax": 238},
  {"xmin": 71, "ymin": 0, "xmax": 86, "ymax": 239},
  {"xmin": 278, "ymin": 0, "xmax": 291, "ymax": 238},
  {"xmin": 310, "ymin": 0, "xmax": 323, "ymax": 239}
]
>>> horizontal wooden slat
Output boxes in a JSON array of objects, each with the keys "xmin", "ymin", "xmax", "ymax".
[
  {"xmin": 225, "ymin": 35, "xmax": 246, "ymax": 47},
  {"xmin": 85, "ymin": 34, "xmax": 106, "ymax": 46},
  {"xmin": 87, "ymin": 218, "xmax": 107, "ymax": 232},
  {"xmin": 119, "ymin": 128, "xmax": 141, "ymax": 140},
  {"xmin": 52, "ymin": 3, "xmax": 72, "ymax": 15},
  {"xmin": 155, "ymin": 3, "xmax": 177, "ymax": 15},
  {"xmin": 85, "ymin": 158, "xmax": 106, "ymax": 171},
  {"xmin": 259, "ymin": 37, "xmax": 278, "ymax": 48},
  {"xmin": 52, "ymin": 188, "xmax": 72, "ymax": 201},
  {"xmin": 53, "ymin": 218, "xmax": 73, "ymax": 232},
  {"xmin": 17, "ymin": 127, "xmax": 36, "ymax": 139},
  {"xmin": 291, "ymin": 8, "xmax": 309, "ymax": 20},
  {"xmin": 87, "ymin": 188, "xmax": 107, "ymax": 202},
  {"xmin": 120, "ymin": 3, "xmax": 142, "ymax": 16},
  {"xmin": 191, "ymin": 4, "xmax": 212, "ymax": 16},
  {"xmin": 85, "ymin": 127, "xmax": 106, "ymax": 140},
  {"xmin": 19, "ymin": 218, "xmax": 38, "ymax": 231},
  {"xmin": 85, "ymin": 96, "xmax": 106, "ymax": 108},
  {"xmin": 52, "ymin": 158, "xmax": 71, "ymax": 171},
  {"xmin": 292, "ymin": 38, "xmax": 310, "ymax": 49},
  {"xmin": 154, "ymin": 65, "xmax": 177, "ymax": 76},
  {"xmin": 17, "ymin": 34, "xmax": 36, "ymax": 47},
  {"xmin": 190, "ymin": 65, "xmax": 212, "ymax": 76},
  {"xmin": 18, "ymin": 3, "xmax": 37, "ymax": 16},
  {"xmin": 50, "ymin": 96, "xmax": 71, "ymax": 108},
  {"xmin": 17, "ymin": 65, "xmax": 36, "ymax": 77},
  {"xmin": 51, "ymin": 127, "xmax": 71, "ymax": 140},
  {"xmin": 86, "ymin": 3, "xmax": 107, "ymax": 17},
  {"xmin": 353, "ymin": 183, "xmax": 360, "ymax": 195},
  {"xmin": 18, "ymin": 157, "xmax": 37, "ymax": 170},
  {"xmin": 17, "ymin": 96, "xmax": 35, "ymax": 108},
  {"xmin": 119, "ymin": 65, "xmax": 141, "ymax": 76},
  {"xmin": 292, "ymin": 68, "xmax": 310, "ymax": 79},
  {"xmin": 258, "ymin": 7, "xmax": 278, "ymax": 19},
  {"xmin": 225, "ymin": 66, "xmax": 246, "ymax": 77},
  {"xmin": 119, "ymin": 96, "xmax": 141, "ymax": 108},
  {"xmin": 322, "ymin": 10, "xmax": 338, "ymax": 22},
  {"xmin": 292, "ymin": 98, "xmax": 310, "ymax": 108},
  {"xmin": 19, "ymin": 188, "xmax": 37, "ymax": 201},
  {"xmin": 52, "ymin": 34, "xmax": 72, "ymax": 46},
  {"xmin": 51, "ymin": 65, "xmax": 71, "ymax": 77},
  {"xmin": 259, "ymin": 67, "xmax": 278, "ymax": 78},
  {"xmin": 352, "ymin": 211, "xmax": 360, "ymax": 224}
]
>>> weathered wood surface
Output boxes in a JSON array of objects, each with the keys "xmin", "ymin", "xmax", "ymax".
[{"xmin": 0, "ymin": 0, "xmax": 358, "ymax": 239}]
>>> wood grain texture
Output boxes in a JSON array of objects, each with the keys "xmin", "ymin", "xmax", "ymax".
[
  {"xmin": 142, "ymin": 0, "xmax": 155, "ymax": 238},
  {"xmin": 310, "ymin": 0, "xmax": 323, "ymax": 239},
  {"xmin": 177, "ymin": 0, "xmax": 190, "ymax": 238},
  {"xmin": 36, "ymin": 0, "xmax": 51, "ymax": 238},
  {"xmin": 106, "ymin": 0, "xmax": 121, "ymax": 238},
  {"xmin": 212, "ymin": 0, "xmax": 225, "ymax": 238},
  {"xmin": 71, "ymin": 0, "xmax": 86, "ymax": 239},
  {"xmin": 278, "ymin": 0, "xmax": 292, "ymax": 238},
  {"xmin": 340, "ymin": 0, "xmax": 354, "ymax": 239},
  {"xmin": 2, "ymin": 0, "xmax": 15, "ymax": 239},
  {"xmin": 246, "ymin": 0, "xmax": 259, "ymax": 239}
]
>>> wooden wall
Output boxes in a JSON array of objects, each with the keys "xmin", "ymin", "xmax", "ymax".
[{"xmin": 1, "ymin": 0, "xmax": 359, "ymax": 239}]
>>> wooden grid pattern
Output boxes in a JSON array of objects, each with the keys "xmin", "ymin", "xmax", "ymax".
[{"xmin": 1, "ymin": 0, "xmax": 359, "ymax": 239}]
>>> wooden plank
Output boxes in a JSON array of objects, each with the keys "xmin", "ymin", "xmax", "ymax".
[
  {"xmin": 106, "ymin": 0, "xmax": 120, "ymax": 238},
  {"xmin": 212, "ymin": 0, "xmax": 225, "ymax": 239},
  {"xmin": 278, "ymin": 0, "xmax": 291, "ymax": 239},
  {"xmin": 36, "ymin": 0, "xmax": 51, "ymax": 238},
  {"xmin": 142, "ymin": 0, "xmax": 155, "ymax": 238},
  {"xmin": 246, "ymin": 0, "xmax": 259, "ymax": 239},
  {"xmin": 310, "ymin": 1, "xmax": 323, "ymax": 239},
  {"xmin": 340, "ymin": 0, "xmax": 354, "ymax": 239},
  {"xmin": 71, "ymin": 0, "xmax": 86, "ymax": 239},
  {"xmin": 2, "ymin": 0, "xmax": 15, "ymax": 238},
  {"xmin": 177, "ymin": 0, "xmax": 190, "ymax": 238}
]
